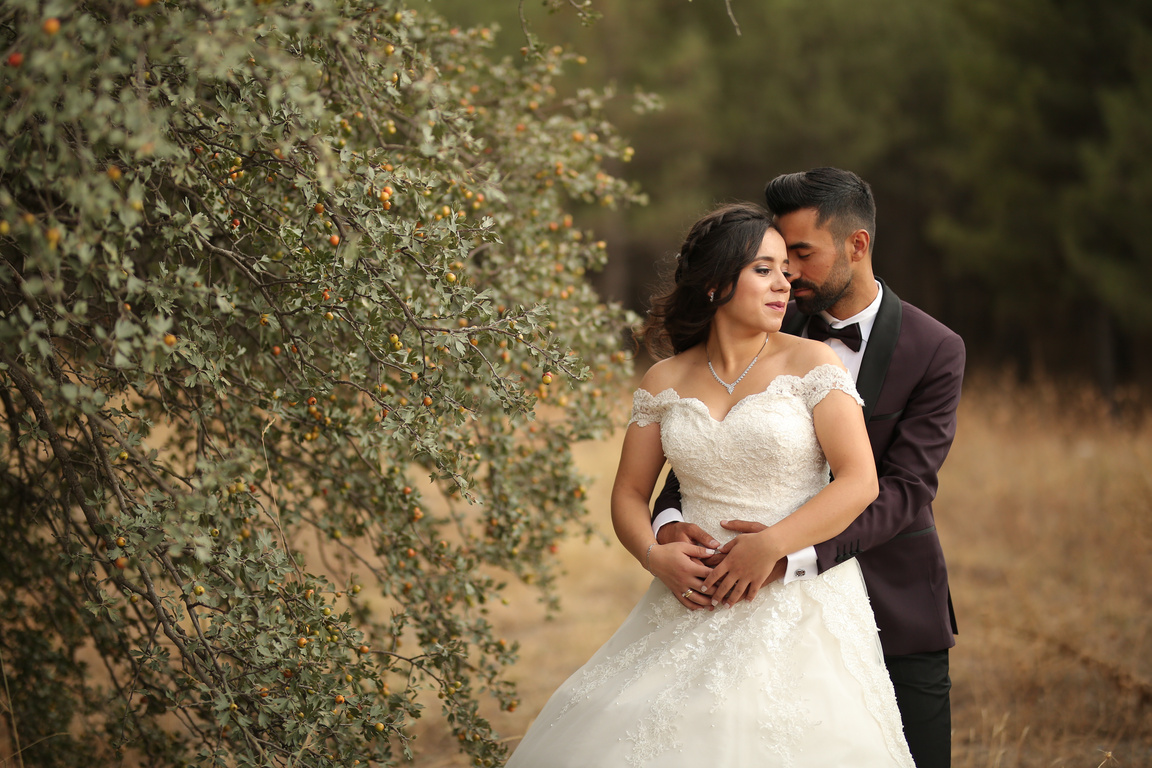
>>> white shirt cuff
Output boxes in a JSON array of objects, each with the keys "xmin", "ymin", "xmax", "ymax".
[
  {"xmin": 783, "ymin": 546, "xmax": 817, "ymax": 583},
  {"xmin": 652, "ymin": 508, "xmax": 684, "ymax": 537}
]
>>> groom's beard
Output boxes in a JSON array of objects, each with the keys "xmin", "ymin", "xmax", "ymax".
[
  {"xmin": 791, "ymin": 273, "xmax": 852, "ymax": 315},
  {"xmin": 791, "ymin": 248, "xmax": 853, "ymax": 315}
]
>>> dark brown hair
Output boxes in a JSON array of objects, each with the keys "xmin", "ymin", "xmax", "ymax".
[
  {"xmin": 639, "ymin": 202, "xmax": 774, "ymax": 358},
  {"xmin": 763, "ymin": 166, "xmax": 876, "ymax": 247}
]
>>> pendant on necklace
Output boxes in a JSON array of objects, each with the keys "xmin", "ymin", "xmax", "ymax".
[{"xmin": 707, "ymin": 339, "xmax": 767, "ymax": 395}]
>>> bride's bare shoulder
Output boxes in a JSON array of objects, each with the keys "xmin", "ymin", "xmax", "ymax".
[
  {"xmin": 636, "ymin": 347, "xmax": 700, "ymax": 394},
  {"xmin": 780, "ymin": 335, "xmax": 847, "ymax": 375}
]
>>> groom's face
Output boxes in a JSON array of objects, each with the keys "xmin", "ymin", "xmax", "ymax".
[{"xmin": 773, "ymin": 207, "xmax": 853, "ymax": 317}]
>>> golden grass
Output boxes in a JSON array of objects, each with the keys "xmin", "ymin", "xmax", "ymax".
[
  {"xmin": 388, "ymin": 375, "xmax": 1152, "ymax": 766},
  {"xmin": 944, "ymin": 375, "xmax": 1152, "ymax": 767}
]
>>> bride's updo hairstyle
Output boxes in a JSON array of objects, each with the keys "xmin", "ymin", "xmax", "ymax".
[{"xmin": 639, "ymin": 202, "xmax": 774, "ymax": 358}]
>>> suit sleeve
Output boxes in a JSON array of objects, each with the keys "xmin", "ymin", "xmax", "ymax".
[
  {"xmin": 650, "ymin": 469, "xmax": 682, "ymax": 522},
  {"xmin": 815, "ymin": 332, "xmax": 966, "ymax": 570}
]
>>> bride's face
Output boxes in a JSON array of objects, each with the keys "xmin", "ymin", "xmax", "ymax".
[{"xmin": 716, "ymin": 229, "xmax": 791, "ymax": 333}]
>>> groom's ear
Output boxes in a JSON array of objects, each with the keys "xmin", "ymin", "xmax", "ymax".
[{"xmin": 846, "ymin": 228, "xmax": 871, "ymax": 262}]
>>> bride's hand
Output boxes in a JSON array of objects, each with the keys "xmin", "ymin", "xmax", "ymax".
[
  {"xmin": 698, "ymin": 529, "xmax": 784, "ymax": 607},
  {"xmin": 648, "ymin": 542, "xmax": 716, "ymax": 611}
]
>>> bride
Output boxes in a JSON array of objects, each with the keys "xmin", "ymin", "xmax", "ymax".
[{"xmin": 505, "ymin": 203, "xmax": 914, "ymax": 767}]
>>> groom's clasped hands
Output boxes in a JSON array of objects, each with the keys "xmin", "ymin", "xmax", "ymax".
[{"xmin": 649, "ymin": 520, "xmax": 788, "ymax": 611}]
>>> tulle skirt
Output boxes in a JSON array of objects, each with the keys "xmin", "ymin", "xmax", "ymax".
[{"xmin": 505, "ymin": 560, "xmax": 913, "ymax": 768}]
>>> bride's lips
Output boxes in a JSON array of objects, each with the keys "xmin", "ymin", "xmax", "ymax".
[{"xmin": 767, "ymin": 301, "xmax": 787, "ymax": 311}]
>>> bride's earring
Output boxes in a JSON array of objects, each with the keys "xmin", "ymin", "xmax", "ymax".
[{"xmin": 708, "ymin": 290, "xmax": 715, "ymax": 303}]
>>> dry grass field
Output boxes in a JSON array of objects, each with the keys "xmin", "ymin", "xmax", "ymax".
[{"xmin": 406, "ymin": 373, "xmax": 1152, "ymax": 768}]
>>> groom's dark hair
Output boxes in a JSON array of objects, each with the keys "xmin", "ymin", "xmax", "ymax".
[{"xmin": 763, "ymin": 167, "xmax": 876, "ymax": 250}]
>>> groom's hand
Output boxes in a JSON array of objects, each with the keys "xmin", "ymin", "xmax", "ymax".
[
  {"xmin": 721, "ymin": 519, "xmax": 767, "ymax": 536},
  {"xmin": 656, "ymin": 521, "xmax": 720, "ymax": 559}
]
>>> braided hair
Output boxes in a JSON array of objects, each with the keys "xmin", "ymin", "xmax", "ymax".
[{"xmin": 639, "ymin": 202, "xmax": 774, "ymax": 358}]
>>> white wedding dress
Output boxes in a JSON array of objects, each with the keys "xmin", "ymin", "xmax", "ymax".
[{"xmin": 505, "ymin": 365, "xmax": 914, "ymax": 768}]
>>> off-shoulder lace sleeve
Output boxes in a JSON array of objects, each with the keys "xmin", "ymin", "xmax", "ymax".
[
  {"xmin": 628, "ymin": 388, "xmax": 677, "ymax": 427},
  {"xmin": 802, "ymin": 364, "xmax": 864, "ymax": 410}
]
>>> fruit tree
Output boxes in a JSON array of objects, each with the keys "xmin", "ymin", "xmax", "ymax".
[{"xmin": 0, "ymin": 1, "xmax": 641, "ymax": 766}]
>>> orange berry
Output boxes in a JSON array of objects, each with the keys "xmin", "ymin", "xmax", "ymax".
[{"xmin": 329, "ymin": 234, "xmax": 340, "ymax": 246}]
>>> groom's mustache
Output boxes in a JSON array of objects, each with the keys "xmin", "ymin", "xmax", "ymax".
[{"xmin": 790, "ymin": 280, "xmax": 817, "ymax": 293}]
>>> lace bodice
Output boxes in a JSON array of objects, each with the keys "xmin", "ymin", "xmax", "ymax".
[{"xmin": 630, "ymin": 364, "xmax": 863, "ymax": 543}]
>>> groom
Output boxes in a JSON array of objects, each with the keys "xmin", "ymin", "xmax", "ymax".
[{"xmin": 653, "ymin": 167, "xmax": 964, "ymax": 767}]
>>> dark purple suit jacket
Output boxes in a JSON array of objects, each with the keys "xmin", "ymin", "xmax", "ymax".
[{"xmin": 653, "ymin": 278, "xmax": 964, "ymax": 656}]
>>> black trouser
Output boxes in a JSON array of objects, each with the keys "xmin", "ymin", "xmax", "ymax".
[{"xmin": 884, "ymin": 649, "xmax": 951, "ymax": 768}]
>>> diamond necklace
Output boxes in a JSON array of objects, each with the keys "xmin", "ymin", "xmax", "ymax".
[{"xmin": 707, "ymin": 338, "xmax": 768, "ymax": 395}]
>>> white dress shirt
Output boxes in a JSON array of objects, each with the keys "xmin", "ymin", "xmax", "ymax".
[{"xmin": 653, "ymin": 282, "xmax": 884, "ymax": 584}]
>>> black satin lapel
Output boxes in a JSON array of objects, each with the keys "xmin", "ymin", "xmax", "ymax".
[{"xmin": 857, "ymin": 279, "xmax": 902, "ymax": 421}]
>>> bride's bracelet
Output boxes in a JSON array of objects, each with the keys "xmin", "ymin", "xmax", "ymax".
[{"xmin": 644, "ymin": 542, "xmax": 656, "ymax": 571}]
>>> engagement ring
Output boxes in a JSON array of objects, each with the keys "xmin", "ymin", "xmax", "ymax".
[{"xmin": 681, "ymin": 589, "xmax": 694, "ymax": 598}]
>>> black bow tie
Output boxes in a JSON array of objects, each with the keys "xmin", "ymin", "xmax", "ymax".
[{"xmin": 806, "ymin": 315, "xmax": 863, "ymax": 352}]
